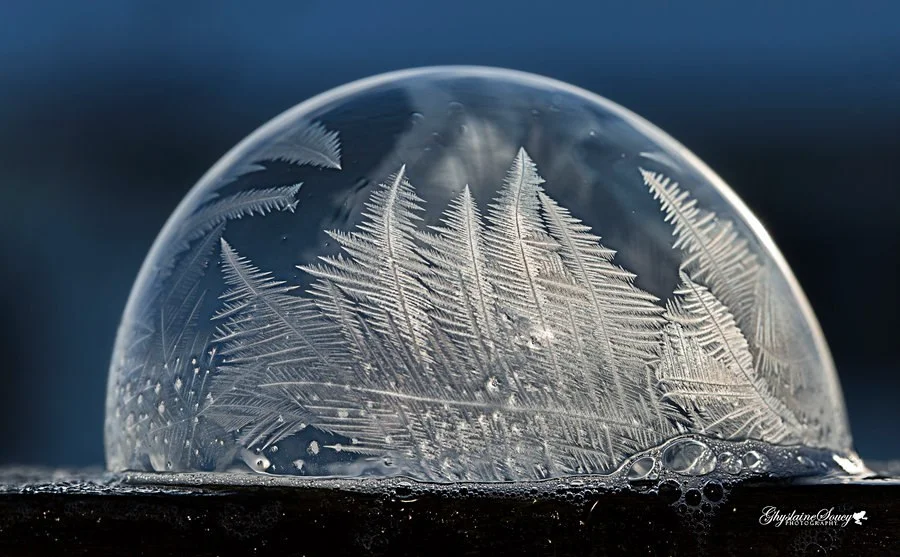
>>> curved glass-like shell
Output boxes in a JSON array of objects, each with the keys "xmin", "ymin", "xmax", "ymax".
[{"xmin": 105, "ymin": 67, "xmax": 851, "ymax": 480}]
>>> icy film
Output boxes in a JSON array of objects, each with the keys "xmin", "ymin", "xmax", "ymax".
[{"xmin": 105, "ymin": 67, "xmax": 856, "ymax": 482}]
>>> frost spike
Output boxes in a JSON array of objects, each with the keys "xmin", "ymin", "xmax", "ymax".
[{"xmin": 640, "ymin": 168, "xmax": 760, "ymax": 327}]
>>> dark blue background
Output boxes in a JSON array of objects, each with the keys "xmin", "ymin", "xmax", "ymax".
[{"xmin": 1, "ymin": 1, "xmax": 898, "ymax": 467}]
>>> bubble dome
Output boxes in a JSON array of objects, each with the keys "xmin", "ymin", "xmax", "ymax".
[{"xmin": 106, "ymin": 66, "xmax": 854, "ymax": 481}]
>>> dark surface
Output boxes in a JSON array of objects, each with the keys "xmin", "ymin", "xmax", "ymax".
[{"xmin": 0, "ymin": 470, "xmax": 898, "ymax": 556}]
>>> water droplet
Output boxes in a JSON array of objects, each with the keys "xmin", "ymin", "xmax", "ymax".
[
  {"xmin": 718, "ymin": 451, "xmax": 742, "ymax": 475},
  {"xmin": 662, "ymin": 439, "xmax": 716, "ymax": 476},
  {"xmin": 626, "ymin": 456, "xmax": 657, "ymax": 481},
  {"xmin": 797, "ymin": 455, "xmax": 815, "ymax": 468},
  {"xmin": 410, "ymin": 112, "xmax": 424, "ymax": 125},
  {"xmin": 742, "ymin": 450, "xmax": 770, "ymax": 473},
  {"xmin": 307, "ymin": 440, "xmax": 320, "ymax": 455},
  {"xmin": 270, "ymin": 445, "xmax": 278, "ymax": 453}
]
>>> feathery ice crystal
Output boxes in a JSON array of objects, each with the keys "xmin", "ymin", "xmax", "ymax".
[{"xmin": 105, "ymin": 67, "xmax": 856, "ymax": 481}]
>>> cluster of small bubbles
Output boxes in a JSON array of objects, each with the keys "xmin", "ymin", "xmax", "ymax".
[{"xmin": 790, "ymin": 527, "xmax": 842, "ymax": 556}]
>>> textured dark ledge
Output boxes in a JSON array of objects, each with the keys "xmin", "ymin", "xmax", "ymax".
[{"xmin": 1, "ymin": 467, "xmax": 898, "ymax": 556}]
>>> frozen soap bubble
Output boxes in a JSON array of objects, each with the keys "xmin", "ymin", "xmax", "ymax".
[{"xmin": 105, "ymin": 66, "xmax": 856, "ymax": 481}]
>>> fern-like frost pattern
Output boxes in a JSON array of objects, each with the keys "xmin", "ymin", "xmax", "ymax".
[{"xmin": 161, "ymin": 148, "xmax": 811, "ymax": 480}]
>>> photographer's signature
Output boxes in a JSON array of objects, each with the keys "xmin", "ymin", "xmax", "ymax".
[{"xmin": 759, "ymin": 506, "xmax": 867, "ymax": 527}]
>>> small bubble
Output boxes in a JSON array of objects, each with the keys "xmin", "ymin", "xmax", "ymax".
[
  {"xmin": 307, "ymin": 440, "xmax": 320, "ymax": 455},
  {"xmin": 718, "ymin": 451, "xmax": 742, "ymax": 475},
  {"xmin": 662, "ymin": 439, "xmax": 716, "ymax": 476},
  {"xmin": 702, "ymin": 481, "xmax": 724, "ymax": 502},
  {"xmin": 410, "ymin": 112, "xmax": 424, "ymax": 125},
  {"xmin": 657, "ymin": 480, "xmax": 681, "ymax": 504},
  {"xmin": 685, "ymin": 489, "xmax": 702, "ymax": 506},
  {"xmin": 743, "ymin": 450, "xmax": 770, "ymax": 473},
  {"xmin": 626, "ymin": 456, "xmax": 657, "ymax": 482}
]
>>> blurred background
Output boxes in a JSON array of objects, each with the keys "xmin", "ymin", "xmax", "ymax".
[{"xmin": 0, "ymin": 1, "xmax": 897, "ymax": 468}]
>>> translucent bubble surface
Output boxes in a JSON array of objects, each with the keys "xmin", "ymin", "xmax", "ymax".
[{"xmin": 105, "ymin": 66, "xmax": 854, "ymax": 480}]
